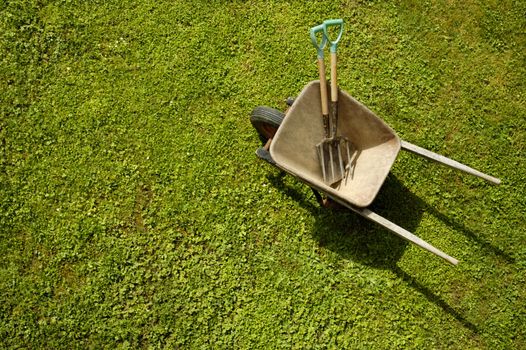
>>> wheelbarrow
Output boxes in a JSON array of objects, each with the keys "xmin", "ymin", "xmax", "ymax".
[{"xmin": 251, "ymin": 81, "xmax": 501, "ymax": 265}]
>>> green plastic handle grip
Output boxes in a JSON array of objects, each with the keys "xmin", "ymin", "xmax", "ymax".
[
  {"xmin": 323, "ymin": 19, "xmax": 344, "ymax": 53},
  {"xmin": 310, "ymin": 24, "xmax": 327, "ymax": 59}
]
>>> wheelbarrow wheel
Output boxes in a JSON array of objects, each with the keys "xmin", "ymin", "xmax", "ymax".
[{"xmin": 250, "ymin": 106, "xmax": 284, "ymax": 143}]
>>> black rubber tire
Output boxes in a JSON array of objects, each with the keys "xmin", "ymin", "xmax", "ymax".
[{"xmin": 250, "ymin": 106, "xmax": 285, "ymax": 143}]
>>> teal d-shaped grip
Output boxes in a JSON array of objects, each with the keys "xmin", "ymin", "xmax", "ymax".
[
  {"xmin": 310, "ymin": 24, "xmax": 327, "ymax": 59},
  {"xmin": 323, "ymin": 19, "xmax": 344, "ymax": 53}
]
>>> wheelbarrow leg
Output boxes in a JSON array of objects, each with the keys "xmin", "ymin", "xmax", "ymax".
[
  {"xmin": 401, "ymin": 141, "xmax": 501, "ymax": 185},
  {"xmin": 328, "ymin": 196, "xmax": 459, "ymax": 265}
]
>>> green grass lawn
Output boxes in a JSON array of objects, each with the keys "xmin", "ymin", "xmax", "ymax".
[{"xmin": 1, "ymin": 0, "xmax": 525, "ymax": 348}]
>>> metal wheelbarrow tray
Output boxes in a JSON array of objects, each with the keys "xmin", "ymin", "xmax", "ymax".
[{"xmin": 253, "ymin": 81, "xmax": 501, "ymax": 265}]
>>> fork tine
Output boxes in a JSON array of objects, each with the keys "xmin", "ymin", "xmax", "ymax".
[
  {"xmin": 317, "ymin": 144, "xmax": 327, "ymax": 184},
  {"xmin": 337, "ymin": 140, "xmax": 345, "ymax": 176}
]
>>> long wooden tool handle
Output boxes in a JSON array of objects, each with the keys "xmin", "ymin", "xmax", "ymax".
[
  {"xmin": 330, "ymin": 52, "xmax": 338, "ymax": 103},
  {"xmin": 401, "ymin": 141, "xmax": 501, "ymax": 185},
  {"xmin": 330, "ymin": 52, "xmax": 338, "ymax": 138},
  {"xmin": 317, "ymin": 57, "xmax": 330, "ymax": 137},
  {"xmin": 323, "ymin": 19, "xmax": 343, "ymax": 138}
]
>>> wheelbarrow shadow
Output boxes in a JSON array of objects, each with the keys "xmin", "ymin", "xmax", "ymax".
[
  {"xmin": 266, "ymin": 171, "xmax": 482, "ymax": 334},
  {"xmin": 267, "ymin": 172, "xmax": 417, "ymax": 268}
]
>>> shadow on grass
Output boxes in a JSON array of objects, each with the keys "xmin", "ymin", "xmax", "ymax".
[
  {"xmin": 391, "ymin": 266, "xmax": 480, "ymax": 334},
  {"xmin": 422, "ymin": 204, "xmax": 515, "ymax": 264},
  {"xmin": 267, "ymin": 173, "xmax": 416, "ymax": 268},
  {"xmin": 266, "ymin": 171, "xmax": 485, "ymax": 334}
]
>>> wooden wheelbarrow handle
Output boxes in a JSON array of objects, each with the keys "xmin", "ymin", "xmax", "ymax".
[{"xmin": 401, "ymin": 141, "xmax": 501, "ymax": 185}]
